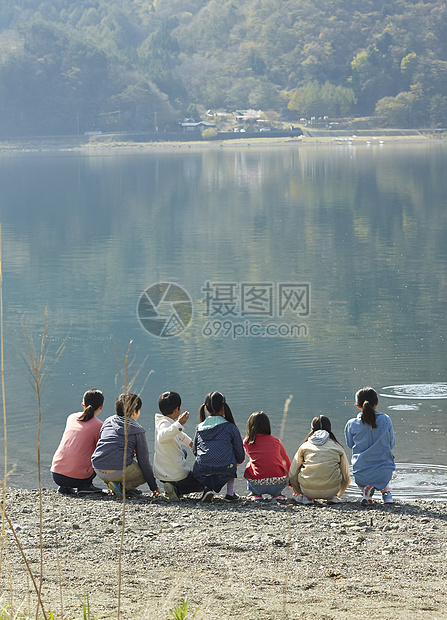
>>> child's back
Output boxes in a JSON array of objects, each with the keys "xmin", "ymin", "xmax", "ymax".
[
  {"xmin": 194, "ymin": 416, "xmax": 244, "ymax": 472},
  {"xmin": 243, "ymin": 411, "xmax": 291, "ymax": 500},
  {"xmin": 154, "ymin": 412, "xmax": 192, "ymax": 481},
  {"xmin": 192, "ymin": 391, "xmax": 244, "ymax": 501},
  {"xmin": 154, "ymin": 391, "xmax": 203, "ymax": 501},
  {"xmin": 289, "ymin": 415, "xmax": 351, "ymax": 504},
  {"xmin": 344, "ymin": 387, "xmax": 395, "ymax": 505}
]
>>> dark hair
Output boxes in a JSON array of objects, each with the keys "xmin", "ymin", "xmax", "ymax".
[
  {"xmin": 115, "ymin": 393, "xmax": 142, "ymax": 418},
  {"xmin": 246, "ymin": 411, "xmax": 271, "ymax": 444},
  {"xmin": 355, "ymin": 387, "xmax": 378, "ymax": 429},
  {"xmin": 158, "ymin": 391, "xmax": 181, "ymax": 416},
  {"xmin": 199, "ymin": 391, "xmax": 235, "ymax": 425},
  {"xmin": 304, "ymin": 415, "xmax": 340, "ymax": 444},
  {"xmin": 78, "ymin": 389, "xmax": 104, "ymax": 422}
]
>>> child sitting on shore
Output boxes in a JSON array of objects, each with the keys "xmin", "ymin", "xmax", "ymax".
[
  {"xmin": 289, "ymin": 415, "xmax": 351, "ymax": 505},
  {"xmin": 51, "ymin": 389, "xmax": 104, "ymax": 495},
  {"xmin": 344, "ymin": 386, "xmax": 395, "ymax": 505},
  {"xmin": 243, "ymin": 411, "xmax": 291, "ymax": 500},
  {"xmin": 91, "ymin": 393, "xmax": 160, "ymax": 498},
  {"xmin": 193, "ymin": 391, "xmax": 245, "ymax": 503},
  {"xmin": 154, "ymin": 391, "xmax": 204, "ymax": 501}
]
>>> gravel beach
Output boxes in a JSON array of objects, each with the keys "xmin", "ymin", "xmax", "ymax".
[{"xmin": 1, "ymin": 487, "xmax": 446, "ymax": 619}]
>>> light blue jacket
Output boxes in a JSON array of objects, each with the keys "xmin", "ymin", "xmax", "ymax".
[{"xmin": 344, "ymin": 411, "xmax": 395, "ymax": 490}]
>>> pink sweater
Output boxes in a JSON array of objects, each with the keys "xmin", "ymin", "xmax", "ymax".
[
  {"xmin": 51, "ymin": 413, "xmax": 103, "ymax": 479},
  {"xmin": 243, "ymin": 434, "xmax": 291, "ymax": 480}
]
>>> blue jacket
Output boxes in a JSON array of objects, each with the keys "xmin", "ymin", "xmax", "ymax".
[
  {"xmin": 344, "ymin": 411, "xmax": 395, "ymax": 490},
  {"xmin": 193, "ymin": 416, "xmax": 245, "ymax": 478}
]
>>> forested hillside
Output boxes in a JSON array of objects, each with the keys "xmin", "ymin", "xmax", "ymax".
[{"xmin": 1, "ymin": 0, "xmax": 446, "ymax": 135}]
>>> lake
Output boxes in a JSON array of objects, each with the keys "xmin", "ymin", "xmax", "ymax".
[{"xmin": 1, "ymin": 140, "xmax": 446, "ymax": 498}]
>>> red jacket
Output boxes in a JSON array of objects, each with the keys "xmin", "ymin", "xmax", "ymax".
[{"xmin": 243, "ymin": 434, "xmax": 291, "ymax": 480}]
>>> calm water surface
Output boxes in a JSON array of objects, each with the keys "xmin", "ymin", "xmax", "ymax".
[{"xmin": 0, "ymin": 141, "xmax": 446, "ymax": 497}]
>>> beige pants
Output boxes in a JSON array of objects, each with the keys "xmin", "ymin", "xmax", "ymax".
[{"xmin": 95, "ymin": 461, "xmax": 146, "ymax": 490}]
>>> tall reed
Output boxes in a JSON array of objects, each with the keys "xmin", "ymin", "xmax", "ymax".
[
  {"xmin": 0, "ymin": 226, "xmax": 49, "ymax": 619},
  {"xmin": 116, "ymin": 341, "xmax": 151, "ymax": 620},
  {"xmin": 279, "ymin": 393, "xmax": 294, "ymax": 620},
  {"xmin": 22, "ymin": 310, "xmax": 67, "ymax": 620}
]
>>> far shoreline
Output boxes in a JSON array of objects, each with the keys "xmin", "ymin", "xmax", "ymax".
[{"xmin": 0, "ymin": 131, "xmax": 443, "ymax": 154}]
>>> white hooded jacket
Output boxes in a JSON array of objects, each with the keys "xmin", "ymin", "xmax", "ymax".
[{"xmin": 153, "ymin": 413, "xmax": 193, "ymax": 482}]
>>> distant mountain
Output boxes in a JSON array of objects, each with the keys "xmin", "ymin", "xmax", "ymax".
[{"xmin": 1, "ymin": 0, "xmax": 446, "ymax": 135}]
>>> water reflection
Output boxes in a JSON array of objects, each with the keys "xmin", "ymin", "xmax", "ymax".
[{"xmin": 0, "ymin": 143, "xmax": 446, "ymax": 492}]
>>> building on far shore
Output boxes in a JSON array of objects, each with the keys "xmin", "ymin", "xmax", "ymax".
[{"xmin": 180, "ymin": 119, "xmax": 217, "ymax": 132}]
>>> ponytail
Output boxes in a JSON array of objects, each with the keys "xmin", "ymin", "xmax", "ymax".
[
  {"xmin": 200, "ymin": 391, "xmax": 236, "ymax": 425},
  {"xmin": 199, "ymin": 403, "xmax": 207, "ymax": 423},
  {"xmin": 222, "ymin": 402, "xmax": 236, "ymax": 425},
  {"xmin": 78, "ymin": 389, "xmax": 104, "ymax": 422},
  {"xmin": 355, "ymin": 387, "xmax": 378, "ymax": 429}
]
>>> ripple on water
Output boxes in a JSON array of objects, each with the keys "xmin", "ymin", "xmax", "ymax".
[
  {"xmin": 380, "ymin": 383, "xmax": 447, "ymax": 399},
  {"xmin": 387, "ymin": 404, "xmax": 420, "ymax": 411},
  {"xmin": 344, "ymin": 463, "xmax": 447, "ymax": 502}
]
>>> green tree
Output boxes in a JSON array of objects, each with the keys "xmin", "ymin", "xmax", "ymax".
[
  {"xmin": 201, "ymin": 126, "xmax": 218, "ymax": 139},
  {"xmin": 429, "ymin": 94, "xmax": 447, "ymax": 127},
  {"xmin": 375, "ymin": 92, "xmax": 415, "ymax": 127},
  {"xmin": 288, "ymin": 81, "xmax": 356, "ymax": 117}
]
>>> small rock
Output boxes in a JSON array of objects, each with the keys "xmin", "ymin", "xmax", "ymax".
[
  {"xmin": 72, "ymin": 523, "xmax": 80, "ymax": 530},
  {"xmin": 356, "ymin": 535, "xmax": 366, "ymax": 542}
]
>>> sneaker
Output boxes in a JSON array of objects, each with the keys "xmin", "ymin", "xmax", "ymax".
[
  {"xmin": 107, "ymin": 481, "xmax": 123, "ymax": 499},
  {"xmin": 164, "ymin": 482, "xmax": 179, "ymax": 502},
  {"xmin": 126, "ymin": 488, "xmax": 143, "ymax": 498},
  {"xmin": 201, "ymin": 489, "xmax": 214, "ymax": 503},
  {"xmin": 361, "ymin": 485, "xmax": 375, "ymax": 506},
  {"xmin": 382, "ymin": 492, "xmax": 393, "ymax": 504},
  {"xmin": 57, "ymin": 486, "xmax": 75, "ymax": 495},
  {"xmin": 327, "ymin": 495, "xmax": 342, "ymax": 505},
  {"xmin": 249, "ymin": 494, "xmax": 263, "ymax": 500},
  {"xmin": 77, "ymin": 484, "xmax": 103, "ymax": 494},
  {"xmin": 295, "ymin": 494, "xmax": 314, "ymax": 505},
  {"xmin": 271, "ymin": 495, "xmax": 285, "ymax": 501},
  {"xmin": 127, "ymin": 487, "xmax": 142, "ymax": 495},
  {"xmin": 224, "ymin": 493, "xmax": 239, "ymax": 502}
]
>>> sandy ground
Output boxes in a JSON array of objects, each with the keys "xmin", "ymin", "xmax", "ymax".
[{"xmin": 1, "ymin": 487, "xmax": 446, "ymax": 620}]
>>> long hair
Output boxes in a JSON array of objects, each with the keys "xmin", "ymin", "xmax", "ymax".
[
  {"xmin": 304, "ymin": 415, "xmax": 340, "ymax": 444},
  {"xmin": 355, "ymin": 387, "xmax": 378, "ymax": 429},
  {"xmin": 246, "ymin": 411, "xmax": 271, "ymax": 444},
  {"xmin": 78, "ymin": 389, "xmax": 104, "ymax": 422},
  {"xmin": 199, "ymin": 391, "xmax": 235, "ymax": 424}
]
